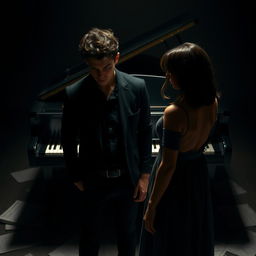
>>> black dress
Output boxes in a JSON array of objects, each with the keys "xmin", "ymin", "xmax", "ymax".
[{"xmin": 139, "ymin": 116, "xmax": 214, "ymax": 256}]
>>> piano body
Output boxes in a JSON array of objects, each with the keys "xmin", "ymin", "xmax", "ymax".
[{"xmin": 27, "ymin": 14, "xmax": 232, "ymax": 168}]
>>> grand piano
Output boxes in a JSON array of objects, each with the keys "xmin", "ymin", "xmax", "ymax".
[{"xmin": 27, "ymin": 14, "xmax": 232, "ymax": 168}]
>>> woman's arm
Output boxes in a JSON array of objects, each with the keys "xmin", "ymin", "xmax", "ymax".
[
  {"xmin": 147, "ymin": 148, "xmax": 178, "ymax": 209},
  {"xmin": 144, "ymin": 104, "xmax": 186, "ymax": 233}
]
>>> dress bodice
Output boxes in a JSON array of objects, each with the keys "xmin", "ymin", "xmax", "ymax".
[
  {"xmin": 155, "ymin": 116, "xmax": 203, "ymax": 160},
  {"xmin": 155, "ymin": 116, "xmax": 164, "ymax": 141}
]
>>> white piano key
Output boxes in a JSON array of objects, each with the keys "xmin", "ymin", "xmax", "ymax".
[
  {"xmin": 55, "ymin": 144, "xmax": 62, "ymax": 154},
  {"xmin": 152, "ymin": 144, "xmax": 160, "ymax": 153},
  {"xmin": 204, "ymin": 143, "xmax": 215, "ymax": 154},
  {"xmin": 45, "ymin": 144, "xmax": 52, "ymax": 154},
  {"xmin": 48, "ymin": 144, "xmax": 56, "ymax": 154}
]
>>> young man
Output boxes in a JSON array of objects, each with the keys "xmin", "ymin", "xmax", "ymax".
[{"xmin": 61, "ymin": 28, "xmax": 152, "ymax": 256}]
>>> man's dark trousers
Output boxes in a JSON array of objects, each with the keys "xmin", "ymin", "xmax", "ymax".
[{"xmin": 79, "ymin": 176, "xmax": 139, "ymax": 256}]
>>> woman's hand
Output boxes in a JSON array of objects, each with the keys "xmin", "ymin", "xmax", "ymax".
[
  {"xmin": 74, "ymin": 180, "xmax": 85, "ymax": 191},
  {"xmin": 143, "ymin": 204, "xmax": 156, "ymax": 234}
]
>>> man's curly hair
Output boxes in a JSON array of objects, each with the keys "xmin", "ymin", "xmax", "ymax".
[{"xmin": 79, "ymin": 28, "xmax": 119, "ymax": 59}]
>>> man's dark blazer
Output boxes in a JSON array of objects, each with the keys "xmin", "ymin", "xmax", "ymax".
[{"xmin": 61, "ymin": 69, "xmax": 152, "ymax": 186}]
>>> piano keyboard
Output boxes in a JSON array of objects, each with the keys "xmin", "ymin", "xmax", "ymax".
[
  {"xmin": 44, "ymin": 143, "xmax": 215, "ymax": 156},
  {"xmin": 45, "ymin": 144, "xmax": 63, "ymax": 155},
  {"xmin": 45, "ymin": 144, "xmax": 79, "ymax": 155}
]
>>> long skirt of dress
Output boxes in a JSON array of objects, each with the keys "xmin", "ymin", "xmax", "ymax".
[{"xmin": 139, "ymin": 154, "xmax": 214, "ymax": 256}]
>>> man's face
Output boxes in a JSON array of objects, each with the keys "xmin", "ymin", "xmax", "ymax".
[{"xmin": 86, "ymin": 53, "xmax": 119, "ymax": 88}]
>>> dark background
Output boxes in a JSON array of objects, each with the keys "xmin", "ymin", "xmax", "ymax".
[{"xmin": 0, "ymin": 0, "xmax": 255, "ymax": 253}]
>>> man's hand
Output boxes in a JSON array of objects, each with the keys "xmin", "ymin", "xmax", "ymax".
[
  {"xmin": 133, "ymin": 173, "xmax": 150, "ymax": 202},
  {"xmin": 74, "ymin": 180, "xmax": 85, "ymax": 191}
]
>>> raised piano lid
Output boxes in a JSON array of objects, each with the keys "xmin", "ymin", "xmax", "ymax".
[{"xmin": 38, "ymin": 13, "xmax": 197, "ymax": 102}]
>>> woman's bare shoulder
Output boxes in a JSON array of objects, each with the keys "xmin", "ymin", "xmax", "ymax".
[{"xmin": 163, "ymin": 104, "xmax": 187, "ymax": 132}]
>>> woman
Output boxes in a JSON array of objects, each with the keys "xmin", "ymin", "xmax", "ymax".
[{"xmin": 142, "ymin": 42, "xmax": 218, "ymax": 256}]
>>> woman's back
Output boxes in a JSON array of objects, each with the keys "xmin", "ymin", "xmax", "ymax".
[{"xmin": 165, "ymin": 98, "xmax": 218, "ymax": 153}]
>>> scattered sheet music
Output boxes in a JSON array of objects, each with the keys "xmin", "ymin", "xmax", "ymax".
[
  {"xmin": 215, "ymin": 231, "xmax": 256, "ymax": 256},
  {"xmin": 11, "ymin": 167, "xmax": 41, "ymax": 183},
  {"xmin": 0, "ymin": 200, "xmax": 44, "ymax": 227},
  {"xmin": 5, "ymin": 224, "xmax": 18, "ymax": 231},
  {"xmin": 0, "ymin": 232, "xmax": 36, "ymax": 254},
  {"xmin": 237, "ymin": 203, "xmax": 256, "ymax": 227},
  {"xmin": 48, "ymin": 238, "xmax": 78, "ymax": 256},
  {"xmin": 230, "ymin": 180, "xmax": 247, "ymax": 195}
]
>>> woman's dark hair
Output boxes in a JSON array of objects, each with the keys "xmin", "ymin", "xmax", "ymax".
[
  {"xmin": 79, "ymin": 28, "xmax": 119, "ymax": 59},
  {"xmin": 160, "ymin": 42, "xmax": 218, "ymax": 108}
]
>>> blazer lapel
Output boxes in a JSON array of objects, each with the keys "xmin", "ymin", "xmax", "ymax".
[{"xmin": 116, "ymin": 70, "xmax": 131, "ymax": 148}]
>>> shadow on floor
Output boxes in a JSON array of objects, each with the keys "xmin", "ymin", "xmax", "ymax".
[
  {"xmin": 8, "ymin": 167, "xmax": 144, "ymax": 252},
  {"xmin": 211, "ymin": 165, "xmax": 249, "ymax": 245}
]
